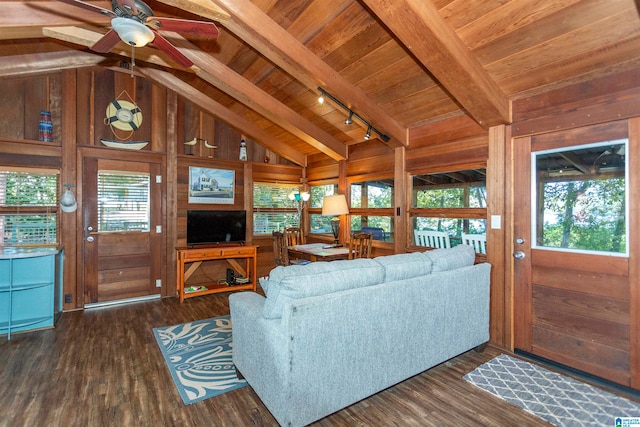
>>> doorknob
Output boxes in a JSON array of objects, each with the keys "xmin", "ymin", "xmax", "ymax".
[
  {"xmin": 513, "ymin": 251, "xmax": 525, "ymax": 259},
  {"xmin": 86, "ymin": 236, "xmax": 95, "ymax": 243}
]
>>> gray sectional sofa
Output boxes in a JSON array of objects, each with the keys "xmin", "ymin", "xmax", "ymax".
[{"xmin": 229, "ymin": 245, "xmax": 491, "ymax": 427}]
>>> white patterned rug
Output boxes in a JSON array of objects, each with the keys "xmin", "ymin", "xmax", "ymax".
[
  {"xmin": 153, "ymin": 315, "xmax": 247, "ymax": 405},
  {"xmin": 464, "ymin": 354, "xmax": 640, "ymax": 426}
]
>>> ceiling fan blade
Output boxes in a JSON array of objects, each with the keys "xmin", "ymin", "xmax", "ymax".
[
  {"xmin": 151, "ymin": 31, "xmax": 193, "ymax": 68},
  {"xmin": 91, "ymin": 29, "xmax": 122, "ymax": 53},
  {"xmin": 114, "ymin": 0, "xmax": 138, "ymax": 16},
  {"xmin": 56, "ymin": 0, "xmax": 116, "ymax": 17},
  {"xmin": 146, "ymin": 17, "xmax": 219, "ymax": 38}
]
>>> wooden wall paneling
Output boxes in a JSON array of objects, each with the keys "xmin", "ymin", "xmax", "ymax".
[
  {"xmin": 512, "ymin": 69, "xmax": 640, "ymax": 138},
  {"xmin": 61, "ymin": 69, "xmax": 79, "ymax": 310},
  {"xmin": 251, "ymin": 163, "xmax": 303, "ymax": 183},
  {"xmin": 151, "ymin": 84, "xmax": 167, "ymax": 153},
  {"xmin": 405, "ymin": 135, "xmax": 488, "ymax": 173},
  {"xmin": 201, "ymin": 112, "xmax": 216, "ymax": 159},
  {"xmin": 132, "ymin": 73, "xmax": 152, "ymax": 147},
  {"xmin": 0, "ymin": 140, "xmax": 61, "ymax": 163},
  {"xmin": 48, "ymin": 74, "xmax": 63, "ymax": 144},
  {"xmin": 531, "ymin": 120, "xmax": 628, "ymax": 152},
  {"xmin": 215, "ymin": 119, "xmax": 242, "ymax": 161},
  {"xmin": 306, "ymin": 154, "xmax": 338, "ymax": 182},
  {"xmin": 75, "ymin": 69, "xmax": 93, "ymax": 146},
  {"xmin": 409, "ymin": 114, "xmax": 486, "ymax": 146},
  {"xmin": 628, "ymin": 116, "xmax": 640, "ymax": 388},
  {"xmin": 24, "ymin": 76, "xmax": 47, "ymax": 142},
  {"xmin": 93, "ymin": 68, "xmax": 115, "ymax": 145},
  {"xmin": 181, "ymin": 99, "xmax": 201, "ymax": 156},
  {"xmin": 165, "ymin": 90, "xmax": 178, "ymax": 297},
  {"xmin": 487, "ymin": 125, "xmax": 508, "ymax": 348},
  {"xmin": 1, "ymin": 78, "xmax": 25, "ymax": 139}
]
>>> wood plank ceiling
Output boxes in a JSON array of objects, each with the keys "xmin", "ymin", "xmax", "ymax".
[{"xmin": 1, "ymin": 0, "xmax": 639, "ymax": 165}]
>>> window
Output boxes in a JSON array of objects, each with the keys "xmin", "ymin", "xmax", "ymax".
[
  {"xmin": 98, "ymin": 171, "xmax": 150, "ymax": 232},
  {"xmin": 309, "ymin": 184, "xmax": 338, "ymax": 234},
  {"xmin": 0, "ymin": 168, "xmax": 58, "ymax": 246},
  {"xmin": 410, "ymin": 168, "xmax": 486, "ymax": 250},
  {"xmin": 253, "ymin": 182, "xmax": 301, "ymax": 234},
  {"xmin": 349, "ymin": 179, "xmax": 394, "ymax": 241},
  {"xmin": 534, "ymin": 141, "xmax": 627, "ymax": 255}
]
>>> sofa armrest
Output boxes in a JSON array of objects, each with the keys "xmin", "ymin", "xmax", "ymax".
[{"xmin": 229, "ymin": 292, "xmax": 289, "ymax": 394}]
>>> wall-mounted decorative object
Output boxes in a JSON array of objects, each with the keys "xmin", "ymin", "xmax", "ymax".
[
  {"xmin": 38, "ymin": 110, "xmax": 53, "ymax": 142},
  {"xmin": 188, "ymin": 167, "xmax": 235, "ymax": 204},
  {"xmin": 239, "ymin": 136, "xmax": 248, "ymax": 161},
  {"xmin": 100, "ymin": 90, "xmax": 149, "ymax": 150}
]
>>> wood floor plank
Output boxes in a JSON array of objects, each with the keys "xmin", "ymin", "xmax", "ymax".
[{"xmin": 0, "ymin": 293, "xmax": 630, "ymax": 426}]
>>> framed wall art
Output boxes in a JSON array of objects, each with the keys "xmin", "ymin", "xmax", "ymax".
[{"xmin": 188, "ymin": 167, "xmax": 235, "ymax": 204}]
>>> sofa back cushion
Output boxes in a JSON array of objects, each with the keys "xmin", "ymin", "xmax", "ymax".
[
  {"xmin": 374, "ymin": 252, "xmax": 432, "ymax": 282},
  {"xmin": 423, "ymin": 244, "xmax": 476, "ymax": 272},
  {"xmin": 263, "ymin": 259, "xmax": 385, "ymax": 319}
]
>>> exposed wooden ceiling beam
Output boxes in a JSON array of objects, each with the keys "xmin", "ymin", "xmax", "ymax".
[
  {"xmin": 0, "ymin": 1, "xmax": 112, "ymax": 39},
  {"xmin": 138, "ymin": 67, "xmax": 307, "ymax": 166},
  {"xmin": 156, "ymin": 0, "xmax": 408, "ymax": 146},
  {"xmin": 360, "ymin": 0, "xmax": 511, "ymax": 128},
  {"xmin": 168, "ymin": 34, "xmax": 347, "ymax": 160},
  {"xmin": 0, "ymin": 51, "xmax": 111, "ymax": 77}
]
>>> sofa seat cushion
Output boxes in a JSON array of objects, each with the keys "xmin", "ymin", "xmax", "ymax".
[
  {"xmin": 374, "ymin": 252, "xmax": 432, "ymax": 282},
  {"xmin": 423, "ymin": 244, "xmax": 476, "ymax": 272},
  {"xmin": 263, "ymin": 259, "xmax": 385, "ymax": 319}
]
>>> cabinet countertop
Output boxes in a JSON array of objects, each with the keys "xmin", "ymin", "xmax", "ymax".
[{"xmin": 0, "ymin": 246, "xmax": 60, "ymax": 259}]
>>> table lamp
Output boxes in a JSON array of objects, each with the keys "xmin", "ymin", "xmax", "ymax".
[{"xmin": 322, "ymin": 194, "xmax": 349, "ymax": 247}]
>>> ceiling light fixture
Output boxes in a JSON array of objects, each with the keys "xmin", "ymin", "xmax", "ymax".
[
  {"xmin": 111, "ymin": 17, "xmax": 155, "ymax": 47},
  {"xmin": 317, "ymin": 87, "xmax": 390, "ymax": 142},
  {"xmin": 344, "ymin": 111, "xmax": 354, "ymax": 125}
]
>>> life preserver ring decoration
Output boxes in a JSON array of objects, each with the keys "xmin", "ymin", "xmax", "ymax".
[{"xmin": 105, "ymin": 99, "xmax": 143, "ymax": 132}]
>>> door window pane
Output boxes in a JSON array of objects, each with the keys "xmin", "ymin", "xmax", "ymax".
[
  {"xmin": 98, "ymin": 171, "xmax": 150, "ymax": 232},
  {"xmin": 534, "ymin": 141, "xmax": 627, "ymax": 254}
]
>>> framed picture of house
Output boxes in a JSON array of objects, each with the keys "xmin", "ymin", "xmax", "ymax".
[{"xmin": 188, "ymin": 167, "xmax": 235, "ymax": 204}]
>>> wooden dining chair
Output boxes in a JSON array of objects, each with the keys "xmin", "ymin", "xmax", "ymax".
[
  {"xmin": 349, "ymin": 232, "xmax": 373, "ymax": 260},
  {"xmin": 284, "ymin": 227, "xmax": 304, "ymax": 246},
  {"xmin": 272, "ymin": 231, "xmax": 290, "ymax": 266}
]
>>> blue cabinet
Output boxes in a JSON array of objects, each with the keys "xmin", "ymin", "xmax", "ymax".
[{"xmin": 0, "ymin": 247, "xmax": 61, "ymax": 340}]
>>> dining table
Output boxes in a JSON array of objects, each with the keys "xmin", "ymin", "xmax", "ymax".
[{"xmin": 287, "ymin": 243, "xmax": 352, "ymax": 262}]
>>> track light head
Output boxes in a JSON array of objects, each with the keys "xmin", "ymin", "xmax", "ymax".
[
  {"xmin": 345, "ymin": 111, "xmax": 354, "ymax": 125},
  {"xmin": 364, "ymin": 125, "xmax": 371, "ymax": 140}
]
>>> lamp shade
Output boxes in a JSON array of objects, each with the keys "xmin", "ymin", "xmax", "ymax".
[{"xmin": 322, "ymin": 194, "xmax": 349, "ymax": 216}]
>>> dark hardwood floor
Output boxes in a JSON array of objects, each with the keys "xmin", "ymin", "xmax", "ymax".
[{"xmin": 0, "ymin": 292, "xmax": 609, "ymax": 426}]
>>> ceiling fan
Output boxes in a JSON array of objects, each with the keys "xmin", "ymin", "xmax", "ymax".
[{"xmin": 57, "ymin": 0, "xmax": 219, "ymax": 68}]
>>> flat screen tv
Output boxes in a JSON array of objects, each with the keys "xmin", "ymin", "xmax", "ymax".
[{"xmin": 187, "ymin": 210, "xmax": 247, "ymax": 246}]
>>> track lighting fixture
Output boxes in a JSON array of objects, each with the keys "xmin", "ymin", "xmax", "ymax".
[
  {"xmin": 317, "ymin": 87, "xmax": 390, "ymax": 142},
  {"xmin": 344, "ymin": 111, "xmax": 354, "ymax": 125}
]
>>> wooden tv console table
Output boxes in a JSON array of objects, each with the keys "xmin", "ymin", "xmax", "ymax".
[{"xmin": 176, "ymin": 245, "xmax": 258, "ymax": 303}]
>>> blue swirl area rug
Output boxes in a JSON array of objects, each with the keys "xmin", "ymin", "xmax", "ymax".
[
  {"xmin": 153, "ymin": 315, "xmax": 247, "ymax": 405},
  {"xmin": 464, "ymin": 354, "xmax": 640, "ymax": 426}
]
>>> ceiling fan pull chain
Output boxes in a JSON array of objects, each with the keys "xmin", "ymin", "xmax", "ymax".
[{"xmin": 131, "ymin": 44, "xmax": 135, "ymax": 78}]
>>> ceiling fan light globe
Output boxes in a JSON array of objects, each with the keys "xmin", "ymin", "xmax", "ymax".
[{"xmin": 111, "ymin": 17, "xmax": 155, "ymax": 47}]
